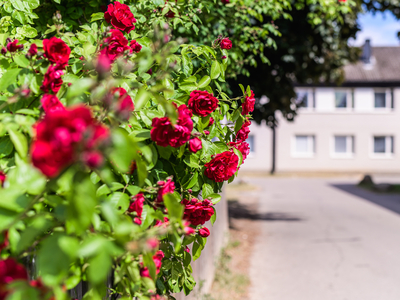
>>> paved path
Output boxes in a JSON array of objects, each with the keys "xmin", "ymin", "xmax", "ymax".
[{"xmin": 247, "ymin": 177, "xmax": 400, "ymax": 300}]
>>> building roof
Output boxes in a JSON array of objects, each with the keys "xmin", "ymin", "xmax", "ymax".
[{"xmin": 344, "ymin": 46, "xmax": 400, "ymax": 84}]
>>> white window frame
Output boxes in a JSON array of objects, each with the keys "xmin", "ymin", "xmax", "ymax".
[
  {"xmin": 295, "ymin": 88, "xmax": 314, "ymax": 111},
  {"xmin": 373, "ymin": 88, "xmax": 392, "ymax": 110},
  {"xmin": 370, "ymin": 135, "xmax": 394, "ymax": 159},
  {"xmin": 331, "ymin": 135, "xmax": 354, "ymax": 159},
  {"xmin": 334, "ymin": 89, "xmax": 352, "ymax": 110},
  {"xmin": 292, "ymin": 135, "xmax": 315, "ymax": 158}
]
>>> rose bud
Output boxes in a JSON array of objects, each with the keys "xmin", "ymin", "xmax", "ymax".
[
  {"xmin": 83, "ymin": 151, "xmax": 104, "ymax": 168},
  {"xmin": 198, "ymin": 227, "xmax": 210, "ymax": 237},
  {"xmin": 204, "ymin": 130, "xmax": 210, "ymax": 135},
  {"xmin": 208, "ymin": 117, "xmax": 215, "ymax": 126},
  {"xmin": 222, "ymin": 0, "xmax": 230, "ymax": 3},
  {"xmin": 220, "ymin": 38, "xmax": 232, "ymax": 50},
  {"xmin": 0, "ymin": 171, "xmax": 6, "ymax": 187},
  {"xmin": 188, "ymin": 138, "xmax": 202, "ymax": 153},
  {"xmin": 1, "ymin": 47, "xmax": 7, "ymax": 55},
  {"xmin": 7, "ymin": 39, "xmax": 23, "ymax": 53},
  {"xmin": 28, "ymin": 44, "xmax": 37, "ymax": 57},
  {"xmin": 146, "ymin": 238, "xmax": 159, "ymax": 250},
  {"xmin": 185, "ymin": 246, "xmax": 190, "ymax": 253},
  {"xmin": 95, "ymin": 54, "xmax": 111, "ymax": 78},
  {"xmin": 183, "ymin": 223, "xmax": 195, "ymax": 235}
]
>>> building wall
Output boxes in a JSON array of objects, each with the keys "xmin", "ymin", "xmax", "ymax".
[{"xmin": 241, "ymin": 87, "xmax": 400, "ymax": 173}]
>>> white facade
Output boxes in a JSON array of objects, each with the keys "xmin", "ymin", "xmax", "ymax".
[{"xmin": 241, "ymin": 87, "xmax": 400, "ymax": 173}]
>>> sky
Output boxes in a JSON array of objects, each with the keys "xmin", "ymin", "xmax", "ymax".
[{"xmin": 351, "ymin": 11, "xmax": 400, "ymax": 46}]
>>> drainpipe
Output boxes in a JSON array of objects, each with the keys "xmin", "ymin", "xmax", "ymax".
[{"xmin": 271, "ymin": 124, "xmax": 276, "ymax": 174}]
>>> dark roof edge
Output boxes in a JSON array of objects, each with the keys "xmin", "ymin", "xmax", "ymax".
[{"xmin": 294, "ymin": 81, "xmax": 400, "ymax": 88}]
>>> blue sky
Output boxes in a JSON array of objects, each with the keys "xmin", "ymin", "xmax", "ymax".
[{"xmin": 351, "ymin": 11, "xmax": 400, "ymax": 46}]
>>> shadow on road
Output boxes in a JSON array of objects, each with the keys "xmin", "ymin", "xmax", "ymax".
[
  {"xmin": 331, "ymin": 184, "xmax": 400, "ymax": 215},
  {"xmin": 228, "ymin": 200, "xmax": 303, "ymax": 225}
]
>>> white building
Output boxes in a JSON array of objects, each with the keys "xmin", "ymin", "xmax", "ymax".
[{"xmin": 241, "ymin": 41, "xmax": 400, "ymax": 174}]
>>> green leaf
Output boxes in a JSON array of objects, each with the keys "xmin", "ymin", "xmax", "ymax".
[
  {"xmin": 202, "ymin": 183, "xmax": 213, "ymax": 198},
  {"xmin": 14, "ymin": 55, "xmax": 29, "ymax": 68},
  {"xmin": 7, "ymin": 128, "xmax": 27, "ymax": 158},
  {"xmin": 210, "ymin": 207, "xmax": 217, "ymax": 225},
  {"xmin": 183, "ymin": 172, "xmax": 198, "ymax": 189},
  {"xmin": 163, "ymin": 193, "xmax": 184, "ymax": 220},
  {"xmin": 7, "ymin": 161, "xmax": 46, "ymax": 195},
  {"xmin": 66, "ymin": 78, "xmax": 95, "ymax": 100},
  {"xmin": 207, "ymin": 193, "xmax": 221, "ymax": 205},
  {"xmin": 0, "ymin": 68, "xmax": 21, "ymax": 92},
  {"xmin": 0, "ymin": 136, "xmax": 13, "ymax": 157},
  {"xmin": 16, "ymin": 216, "xmax": 53, "ymax": 253},
  {"xmin": 183, "ymin": 154, "xmax": 200, "ymax": 168},
  {"xmin": 109, "ymin": 129, "xmax": 136, "ymax": 173},
  {"xmin": 126, "ymin": 185, "xmax": 141, "ymax": 196},
  {"xmin": 129, "ymin": 129, "xmax": 151, "ymax": 142},
  {"xmin": 192, "ymin": 241, "xmax": 202, "ymax": 261},
  {"xmin": 37, "ymin": 233, "xmax": 71, "ymax": 286},
  {"xmin": 198, "ymin": 75, "xmax": 211, "ymax": 89},
  {"xmin": 107, "ymin": 192, "xmax": 130, "ymax": 214},
  {"xmin": 143, "ymin": 252, "xmax": 157, "ymax": 280},
  {"xmin": 10, "ymin": 0, "xmax": 40, "ymax": 12},
  {"xmin": 88, "ymin": 251, "xmax": 112, "ymax": 284},
  {"xmin": 134, "ymin": 89, "xmax": 151, "ymax": 111},
  {"xmin": 91, "ymin": 12, "xmax": 104, "ymax": 22},
  {"xmin": 210, "ymin": 61, "xmax": 221, "ymax": 79}
]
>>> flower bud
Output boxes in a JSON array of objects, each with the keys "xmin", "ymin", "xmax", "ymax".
[{"xmin": 1, "ymin": 47, "xmax": 7, "ymax": 55}]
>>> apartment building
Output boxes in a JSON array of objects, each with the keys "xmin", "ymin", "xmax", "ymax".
[{"xmin": 241, "ymin": 40, "xmax": 400, "ymax": 173}]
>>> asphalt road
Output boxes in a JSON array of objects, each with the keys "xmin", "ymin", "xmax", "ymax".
[{"xmin": 247, "ymin": 177, "xmax": 400, "ymax": 300}]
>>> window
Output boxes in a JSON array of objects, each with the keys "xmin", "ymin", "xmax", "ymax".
[
  {"xmin": 294, "ymin": 135, "xmax": 315, "ymax": 157},
  {"xmin": 333, "ymin": 135, "xmax": 354, "ymax": 157},
  {"xmin": 335, "ymin": 91, "xmax": 348, "ymax": 108},
  {"xmin": 373, "ymin": 136, "xmax": 394, "ymax": 156},
  {"xmin": 374, "ymin": 92, "xmax": 386, "ymax": 108},
  {"xmin": 296, "ymin": 91, "xmax": 308, "ymax": 108},
  {"xmin": 247, "ymin": 136, "xmax": 255, "ymax": 153}
]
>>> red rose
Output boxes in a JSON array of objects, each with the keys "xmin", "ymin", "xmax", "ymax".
[
  {"xmin": 95, "ymin": 54, "xmax": 112, "ymax": 75},
  {"xmin": 242, "ymin": 90, "xmax": 255, "ymax": 115},
  {"xmin": 156, "ymin": 178, "xmax": 175, "ymax": 202},
  {"xmin": 188, "ymin": 90, "xmax": 219, "ymax": 117},
  {"xmin": 236, "ymin": 120, "xmax": 251, "ymax": 142},
  {"xmin": 220, "ymin": 38, "xmax": 232, "ymax": 50},
  {"xmin": 43, "ymin": 37, "xmax": 71, "ymax": 68},
  {"xmin": 0, "ymin": 171, "xmax": 5, "ymax": 188},
  {"xmin": 28, "ymin": 44, "xmax": 38, "ymax": 57},
  {"xmin": 111, "ymin": 87, "xmax": 134, "ymax": 120},
  {"xmin": 6, "ymin": 40, "xmax": 23, "ymax": 53},
  {"xmin": 31, "ymin": 106, "xmax": 109, "ymax": 178},
  {"xmin": 146, "ymin": 238, "xmax": 159, "ymax": 250},
  {"xmin": 204, "ymin": 151, "xmax": 238, "ymax": 182},
  {"xmin": 40, "ymin": 65, "xmax": 64, "ymax": 93},
  {"xmin": 198, "ymin": 227, "xmax": 210, "ymax": 237},
  {"xmin": 104, "ymin": 1, "xmax": 136, "ymax": 33},
  {"xmin": 228, "ymin": 141, "xmax": 250, "ymax": 161},
  {"xmin": 188, "ymin": 138, "xmax": 202, "ymax": 153},
  {"xmin": 128, "ymin": 193, "xmax": 145, "ymax": 225},
  {"xmin": 130, "ymin": 40, "xmax": 142, "ymax": 53},
  {"xmin": 140, "ymin": 250, "xmax": 164, "ymax": 278},
  {"xmin": 208, "ymin": 117, "xmax": 215, "ymax": 126},
  {"xmin": 182, "ymin": 198, "xmax": 214, "ymax": 226},
  {"xmin": 0, "ymin": 258, "xmax": 28, "ymax": 300},
  {"xmin": 40, "ymin": 94, "xmax": 65, "ymax": 114},
  {"xmin": 183, "ymin": 222, "xmax": 195, "ymax": 235},
  {"xmin": 151, "ymin": 104, "xmax": 193, "ymax": 147},
  {"xmin": 100, "ymin": 29, "xmax": 130, "ymax": 62}
]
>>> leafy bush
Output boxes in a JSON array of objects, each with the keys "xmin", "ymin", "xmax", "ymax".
[{"xmin": 0, "ymin": 1, "xmax": 255, "ymax": 299}]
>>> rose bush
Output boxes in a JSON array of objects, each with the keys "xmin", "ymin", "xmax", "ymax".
[{"xmin": 0, "ymin": 1, "xmax": 255, "ymax": 299}]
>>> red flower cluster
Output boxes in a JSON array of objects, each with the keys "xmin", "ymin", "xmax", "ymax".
[
  {"xmin": 6, "ymin": 39, "xmax": 23, "ymax": 53},
  {"xmin": 140, "ymin": 250, "xmax": 164, "ymax": 278},
  {"xmin": 0, "ymin": 171, "xmax": 5, "ymax": 188},
  {"xmin": 220, "ymin": 38, "xmax": 232, "ymax": 50},
  {"xmin": 156, "ymin": 178, "xmax": 175, "ymax": 203},
  {"xmin": 236, "ymin": 120, "xmax": 251, "ymax": 142},
  {"xmin": 40, "ymin": 94, "xmax": 65, "ymax": 114},
  {"xmin": 43, "ymin": 37, "xmax": 71, "ymax": 68},
  {"xmin": 188, "ymin": 90, "xmax": 219, "ymax": 117},
  {"xmin": 40, "ymin": 65, "xmax": 64, "ymax": 93},
  {"xmin": 182, "ymin": 198, "xmax": 214, "ymax": 226},
  {"xmin": 104, "ymin": 1, "xmax": 136, "ymax": 33},
  {"xmin": 100, "ymin": 29, "xmax": 130, "ymax": 62},
  {"xmin": 204, "ymin": 151, "xmax": 239, "ymax": 182},
  {"xmin": 31, "ymin": 106, "xmax": 110, "ymax": 178},
  {"xmin": 0, "ymin": 258, "xmax": 28, "ymax": 300},
  {"xmin": 128, "ymin": 193, "xmax": 145, "ymax": 225},
  {"xmin": 228, "ymin": 141, "xmax": 250, "ymax": 161},
  {"xmin": 151, "ymin": 104, "xmax": 193, "ymax": 148},
  {"xmin": 188, "ymin": 138, "xmax": 202, "ymax": 153},
  {"xmin": 110, "ymin": 87, "xmax": 134, "ymax": 120},
  {"xmin": 130, "ymin": 40, "xmax": 142, "ymax": 53},
  {"xmin": 242, "ymin": 90, "xmax": 255, "ymax": 115}
]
